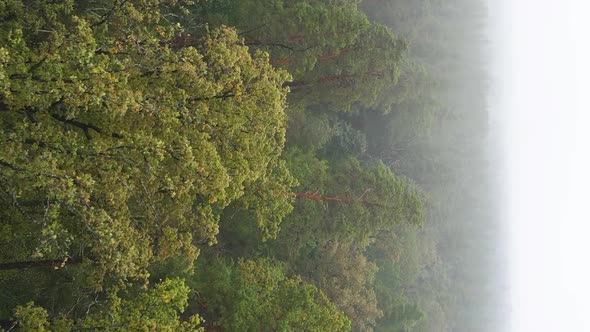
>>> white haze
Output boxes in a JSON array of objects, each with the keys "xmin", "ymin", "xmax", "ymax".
[{"xmin": 491, "ymin": 0, "xmax": 590, "ymax": 331}]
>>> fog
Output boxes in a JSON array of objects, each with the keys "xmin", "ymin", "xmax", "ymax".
[
  {"xmin": 491, "ymin": 0, "xmax": 590, "ymax": 330},
  {"xmin": 2, "ymin": 0, "xmax": 589, "ymax": 331}
]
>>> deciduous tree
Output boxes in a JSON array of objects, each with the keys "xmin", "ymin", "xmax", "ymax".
[{"xmin": 0, "ymin": 0, "xmax": 294, "ymax": 283}]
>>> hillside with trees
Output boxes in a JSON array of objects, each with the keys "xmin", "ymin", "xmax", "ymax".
[{"xmin": 0, "ymin": 0, "xmax": 498, "ymax": 331}]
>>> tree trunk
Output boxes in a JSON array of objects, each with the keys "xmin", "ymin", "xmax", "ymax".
[
  {"xmin": 295, "ymin": 192, "xmax": 357, "ymax": 204},
  {"xmin": 0, "ymin": 257, "xmax": 82, "ymax": 270},
  {"xmin": 271, "ymin": 57, "xmax": 300, "ymax": 65},
  {"xmin": 317, "ymin": 48, "xmax": 352, "ymax": 60},
  {"xmin": 272, "ymin": 47, "xmax": 353, "ymax": 64},
  {"xmin": 282, "ymin": 80, "xmax": 308, "ymax": 88},
  {"xmin": 283, "ymin": 74, "xmax": 353, "ymax": 88},
  {"xmin": 295, "ymin": 191, "xmax": 383, "ymax": 207},
  {"xmin": 318, "ymin": 74, "xmax": 354, "ymax": 82},
  {"xmin": 283, "ymin": 68, "xmax": 383, "ymax": 89}
]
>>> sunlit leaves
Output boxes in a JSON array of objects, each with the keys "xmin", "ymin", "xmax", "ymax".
[
  {"xmin": 194, "ymin": 257, "xmax": 351, "ymax": 331},
  {"xmin": 13, "ymin": 279, "xmax": 203, "ymax": 332},
  {"xmin": 0, "ymin": 0, "xmax": 293, "ymax": 283}
]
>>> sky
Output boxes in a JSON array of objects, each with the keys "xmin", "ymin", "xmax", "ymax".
[{"xmin": 491, "ymin": 0, "xmax": 590, "ymax": 331}]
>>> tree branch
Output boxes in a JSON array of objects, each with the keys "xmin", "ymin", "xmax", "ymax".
[
  {"xmin": 90, "ymin": 0, "xmax": 129, "ymax": 28},
  {"xmin": 49, "ymin": 113, "xmax": 123, "ymax": 139},
  {"xmin": 188, "ymin": 90, "xmax": 235, "ymax": 102},
  {"xmin": 0, "ymin": 257, "xmax": 82, "ymax": 270},
  {"xmin": 245, "ymin": 39, "xmax": 319, "ymax": 53}
]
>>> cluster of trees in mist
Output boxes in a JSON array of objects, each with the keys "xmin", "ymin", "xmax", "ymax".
[{"xmin": 0, "ymin": 0, "xmax": 497, "ymax": 331}]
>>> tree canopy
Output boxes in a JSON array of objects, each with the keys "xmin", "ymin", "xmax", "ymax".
[
  {"xmin": 0, "ymin": 0, "xmax": 294, "ymax": 282},
  {"xmin": 0, "ymin": 0, "xmax": 493, "ymax": 331}
]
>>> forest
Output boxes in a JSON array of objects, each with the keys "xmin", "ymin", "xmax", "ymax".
[{"xmin": 0, "ymin": 0, "xmax": 501, "ymax": 331}]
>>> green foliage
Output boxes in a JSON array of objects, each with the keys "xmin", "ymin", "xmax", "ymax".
[
  {"xmin": 300, "ymin": 241, "xmax": 382, "ymax": 332},
  {"xmin": 286, "ymin": 107, "xmax": 335, "ymax": 152},
  {"xmin": 13, "ymin": 303, "xmax": 54, "ymax": 332},
  {"xmin": 193, "ymin": 257, "xmax": 351, "ymax": 331},
  {"xmin": 325, "ymin": 158, "xmax": 425, "ymax": 240},
  {"xmin": 361, "ymin": 1, "xmax": 494, "ymax": 331},
  {"xmin": 288, "ymin": 22, "xmax": 408, "ymax": 112},
  {"xmin": 322, "ymin": 119, "xmax": 368, "ymax": 156},
  {"xmin": 262, "ymin": 154, "xmax": 424, "ymax": 331},
  {"xmin": 197, "ymin": 0, "xmax": 408, "ymax": 112},
  {"xmin": 0, "ymin": 0, "xmax": 491, "ymax": 331},
  {"xmin": 0, "ymin": 0, "xmax": 294, "ymax": 283},
  {"xmin": 219, "ymin": 0, "xmax": 371, "ymax": 75},
  {"xmin": 13, "ymin": 279, "xmax": 203, "ymax": 331},
  {"xmin": 368, "ymin": 224, "xmax": 428, "ymax": 331}
]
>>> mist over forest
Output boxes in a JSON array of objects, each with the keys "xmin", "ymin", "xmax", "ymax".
[{"xmin": 0, "ymin": 0, "xmax": 503, "ymax": 331}]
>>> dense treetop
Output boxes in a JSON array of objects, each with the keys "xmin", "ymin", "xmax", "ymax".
[
  {"xmin": 1, "ymin": 0, "xmax": 296, "ymax": 283},
  {"xmin": 0, "ymin": 0, "xmax": 492, "ymax": 331}
]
